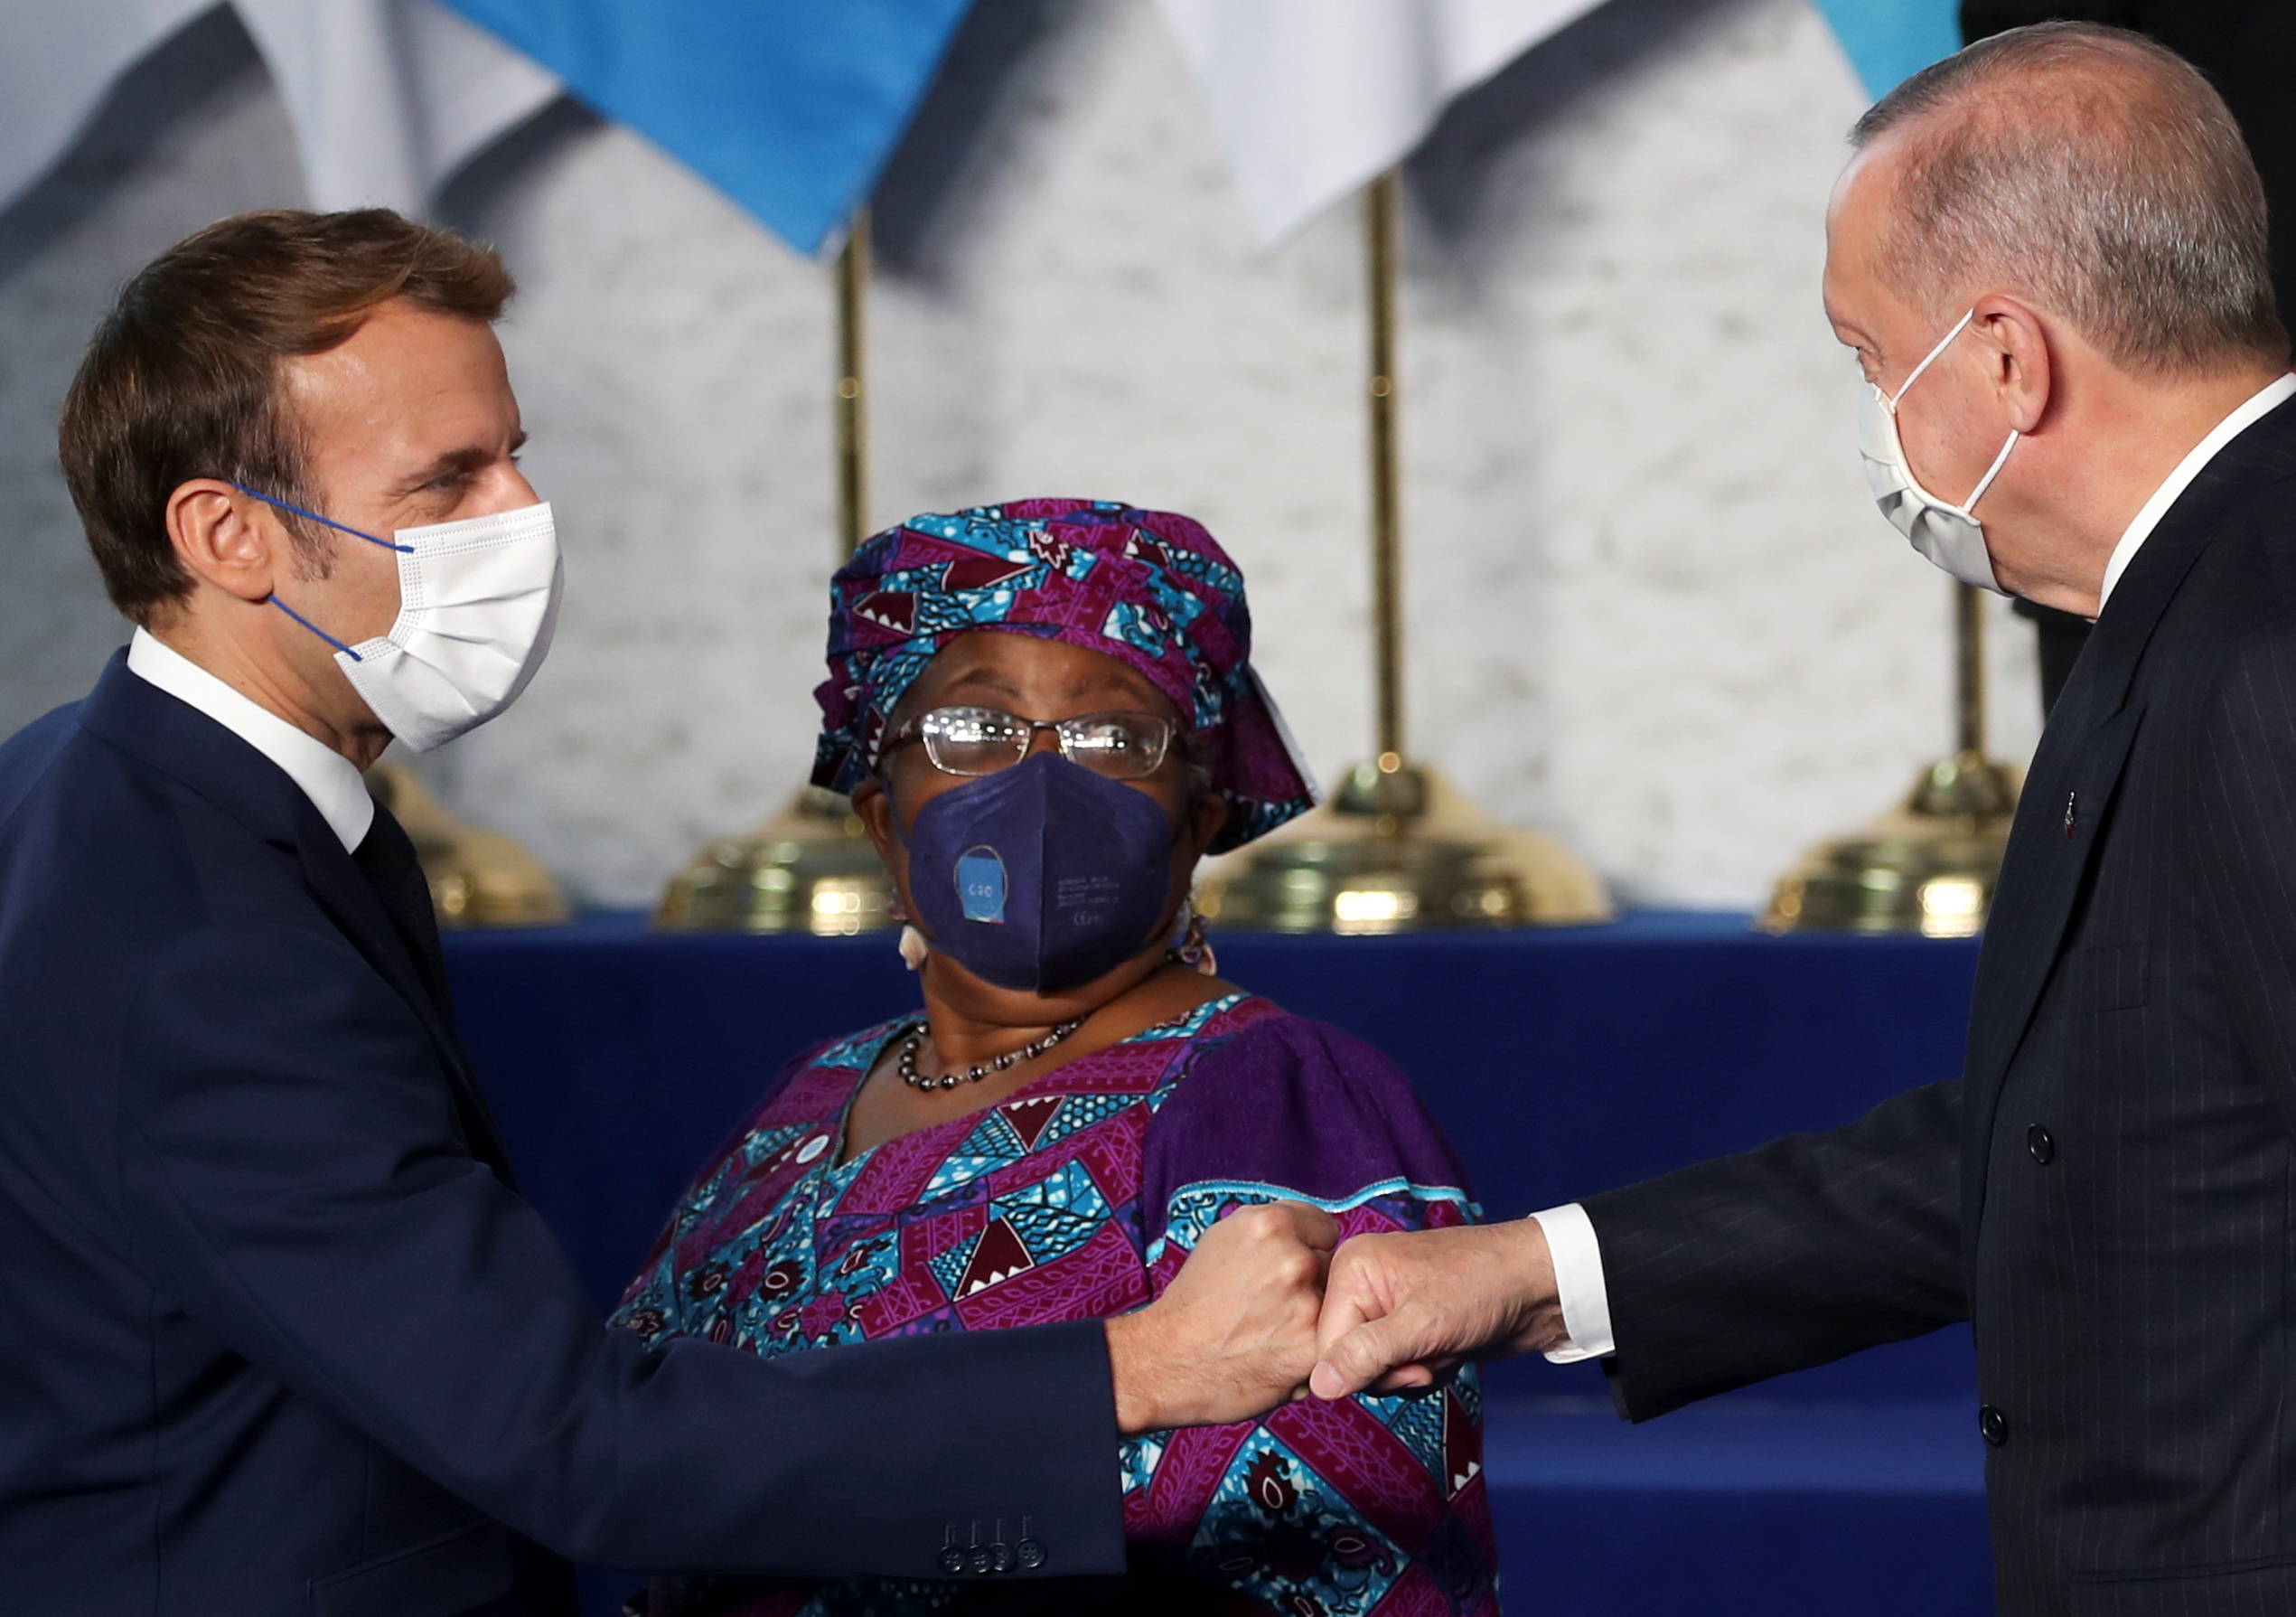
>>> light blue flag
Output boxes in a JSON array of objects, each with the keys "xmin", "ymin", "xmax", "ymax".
[
  {"xmin": 1807, "ymin": 0, "xmax": 1963, "ymax": 99},
  {"xmin": 436, "ymin": 0, "xmax": 975, "ymax": 254}
]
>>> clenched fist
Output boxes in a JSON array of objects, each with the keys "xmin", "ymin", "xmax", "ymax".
[
  {"xmin": 1309, "ymin": 1218, "xmax": 1567, "ymax": 1400},
  {"xmin": 1105, "ymin": 1201, "xmax": 1339, "ymax": 1434}
]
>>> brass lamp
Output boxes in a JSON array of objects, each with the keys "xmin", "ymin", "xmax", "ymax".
[
  {"xmin": 656, "ymin": 208, "xmax": 899, "ymax": 934},
  {"xmin": 652, "ymin": 784, "xmax": 892, "ymax": 935},
  {"xmin": 1200, "ymin": 172, "xmax": 1610, "ymax": 933},
  {"xmin": 1762, "ymin": 581, "xmax": 2020, "ymax": 936},
  {"xmin": 1197, "ymin": 756, "xmax": 1609, "ymax": 933},
  {"xmin": 365, "ymin": 762, "xmax": 569, "ymax": 927}
]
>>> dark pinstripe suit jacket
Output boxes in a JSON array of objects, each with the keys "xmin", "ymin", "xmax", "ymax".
[{"xmin": 1584, "ymin": 397, "xmax": 2296, "ymax": 1616}]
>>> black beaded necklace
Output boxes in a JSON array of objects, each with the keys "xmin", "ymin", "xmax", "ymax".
[{"xmin": 896, "ymin": 1017, "xmax": 1086, "ymax": 1093}]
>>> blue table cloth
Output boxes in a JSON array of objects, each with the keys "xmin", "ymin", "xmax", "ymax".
[{"xmin": 441, "ymin": 912, "xmax": 1993, "ymax": 1614}]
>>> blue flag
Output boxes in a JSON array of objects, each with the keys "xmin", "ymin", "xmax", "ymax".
[
  {"xmin": 1808, "ymin": 0, "xmax": 1963, "ymax": 99},
  {"xmin": 436, "ymin": 0, "xmax": 975, "ymax": 254}
]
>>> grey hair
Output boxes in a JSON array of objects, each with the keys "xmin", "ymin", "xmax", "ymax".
[{"xmin": 1851, "ymin": 22, "xmax": 2287, "ymax": 378}]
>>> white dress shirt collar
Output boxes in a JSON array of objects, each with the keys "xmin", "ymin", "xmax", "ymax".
[
  {"xmin": 125, "ymin": 628, "xmax": 376, "ymax": 852},
  {"xmin": 2095, "ymin": 372, "xmax": 2296, "ymax": 615}
]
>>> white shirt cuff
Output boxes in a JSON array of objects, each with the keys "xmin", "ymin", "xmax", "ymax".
[{"xmin": 1530, "ymin": 1203, "xmax": 1614, "ymax": 1363}]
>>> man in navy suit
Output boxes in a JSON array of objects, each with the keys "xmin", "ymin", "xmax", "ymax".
[
  {"xmin": 1313, "ymin": 24, "xmax": 2296, "ymax": 1614},
  {"xmin": 0, "ymin": 208, "xmax": 1338, "ymax": 1615}
]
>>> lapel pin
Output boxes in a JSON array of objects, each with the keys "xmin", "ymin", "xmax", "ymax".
[{"xmin": 2064, "ymin": 792, "xmax": 2078, "ymax": 838}]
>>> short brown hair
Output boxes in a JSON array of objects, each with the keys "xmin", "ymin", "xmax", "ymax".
[
  {"xmin": 59, "ymin": 209, "xmax": 515, "ymax": 625},
  {"xmin": 1852, "ymin": 23, "xmax": 2287, "ymax": 378}
]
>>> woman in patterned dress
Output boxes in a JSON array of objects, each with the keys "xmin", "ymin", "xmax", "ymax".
[{"xmin": 617, "ymin": 502, "xmax": 1497, "ymax": 1616}]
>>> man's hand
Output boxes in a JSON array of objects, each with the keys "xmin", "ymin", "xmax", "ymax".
[
  {"xmin": 1105, "ymin": 1201, "xmax": 1338, "ymax": 1434},
  {"xmin": 1308, "ymin": 1218, "xmax": 1566, "ymax": 1399}
]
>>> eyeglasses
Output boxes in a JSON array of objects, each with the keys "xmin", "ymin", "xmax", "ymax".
[{"xmin": 887, "ymin": 705, "xmax": 1177, "ymax": 780}]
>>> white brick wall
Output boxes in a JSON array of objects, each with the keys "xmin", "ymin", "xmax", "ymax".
[{"xmin": 0, "ymin": 0, "xmax": 2039, "ymax": 909}]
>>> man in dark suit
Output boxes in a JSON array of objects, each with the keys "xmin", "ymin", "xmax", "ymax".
[
  {"xmin": 1311, "ymin": 24, "xmax": 2296, "ymax": 1614},
  {"xmin": 0, "ymin": 208, "xmax": 1338, "ymax": 1615}
]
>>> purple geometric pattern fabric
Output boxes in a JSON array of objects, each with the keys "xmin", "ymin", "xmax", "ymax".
[
  {"xmin": 614, "ymin": 996, "xmax": 1497, "ymax": 1616},
  {"xmin": 810, "ymin": 499, "xmax": 1317, "ymax": 852}
]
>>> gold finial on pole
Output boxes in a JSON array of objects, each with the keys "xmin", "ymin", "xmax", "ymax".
[
  {"xmin": 1365, "ymin": 171, "xmax": 1404, "ymax": 767},
  {"xmin": 365, "ymin": 763, "xmax": 568, "ymax": 927},
  {"xmin": 655, "ymin": 204, "xmax": 896, "ymax": 932},
  {"xmin": 835, "ymin": 206, "xmax": 871, "ymax": 559},
  {"xmin": 1762, "ymin": 578, "xmax": 2020, "ymax": 935}
]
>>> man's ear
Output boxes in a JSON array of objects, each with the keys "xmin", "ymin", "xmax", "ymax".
[
  {"xmin": 1972, "ymin": 295, "xmax": 2054, "ymax": 435},
  {"xmin": 164, "ymin": 480, "xmax": 281, "ymax": 604}
]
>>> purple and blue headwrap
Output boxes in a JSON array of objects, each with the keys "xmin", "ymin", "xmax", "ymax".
[{"xmin": 812, "ymin": 498, "xmax": 1316, "ymax": 853}]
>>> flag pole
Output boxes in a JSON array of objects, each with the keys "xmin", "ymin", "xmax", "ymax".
[
  {"xmin": 655, "ymin": 204, "xmax": 895, "ymax": 932},
  {"xmin": 1954, "ymin": 580, "xmax": 1983, "ymax": 761},
  {"xmin": 836, "ymin": 207, "xmax": 871, "ymax": 559},
  {"xmin": 1198, "ymin": 167, "xmax": 1612, "ymax": 929},
  {"xmin": 1365, "ymin": 171, "xmax": 1405, "ymax": 769}
]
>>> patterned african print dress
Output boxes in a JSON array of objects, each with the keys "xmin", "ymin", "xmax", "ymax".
[{"xmin": 613, "ymin": 993, "xmax": 1498, "ymax": 1617}]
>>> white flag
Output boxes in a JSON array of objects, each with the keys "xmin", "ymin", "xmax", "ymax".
[
  {"xmin": 1, "ymin": 0, "xmax": 211, "ymax": 214},
  {"xmin": 0, "ymin": 0, "xmax": 559, "ymax": 218},
  {"xmin": 1155, "ymin": 0, "xmax": 1610, "ymax": 244}
]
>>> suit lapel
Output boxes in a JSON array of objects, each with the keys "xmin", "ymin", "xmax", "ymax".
[
  {"xmin": 77, "ymin": 656, "xmax": 514, "ymax": 1174},
  {"xmin": 1957, "ymin": 693, "xmax": 2141, "ymax": 1248},
  {"xmin": 1959, "ymin": 400, "xmax": 2296, "ymax": 1247}
]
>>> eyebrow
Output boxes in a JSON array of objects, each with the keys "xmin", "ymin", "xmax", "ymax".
[
  {"xmin": 391, "ymin": 431, "xmax": 527, "ymax": 497},
  {"xmin": 938, "ymin": 666, "xmax": 1155, "ymax": 706},
  {"xmin": 940, "ymin": 669, "xmax": 1027, "ymax": 700},
  {"xmin": 1063, "ymin": 672, "xmax": 1146, "ymax": 702}
]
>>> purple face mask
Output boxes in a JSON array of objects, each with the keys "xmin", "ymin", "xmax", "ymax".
[{"xmin": 901, "ymin": 751, "xmax": 1176, "ymax": 994}]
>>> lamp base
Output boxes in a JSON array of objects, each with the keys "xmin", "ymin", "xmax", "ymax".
[
  {"xmin": 365, "ymin": 763, "xmax": 569, "ymax": 927},
  {"xmin": 1196, "ymin": 760, "xmax": 1611, "ymax": 934},
  {"xmin": 1761, "ymin": 752, "xmax": 2020, "ymax": 937},
  {"xmin": 654, "ymin": 785, "xmax": 896, "ymax": 935}
]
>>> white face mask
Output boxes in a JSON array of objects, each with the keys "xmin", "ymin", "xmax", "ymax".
[
  {"xmin": 242, "ymin": 488, "xmax": 563, "ymax": 753},
  {"xmin": 1858, "ymin": 308, "xmax": 2018, "ymax": 595}
]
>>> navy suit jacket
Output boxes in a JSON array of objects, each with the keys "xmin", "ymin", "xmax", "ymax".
[
  {"xmin": 0, "ymin": 657, "xmax": 1125, "ymax": 1615},
  {"xmin": 1585, "ymin": 396, "xmax": 2296, "ymax": 1615}
]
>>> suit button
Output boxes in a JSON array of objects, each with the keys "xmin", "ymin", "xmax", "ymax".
[
  {"xmin": 1016, "ymin": 1538, "xmax": 1046, "ymax": 1570},
  {"xmin": 2027, "ymin": 1124, "xmax": 2056, "ymax": 1165},
  {"xmin": 1980, "ymin": 1405, "xmax": 2010, "ymax": 1447}
]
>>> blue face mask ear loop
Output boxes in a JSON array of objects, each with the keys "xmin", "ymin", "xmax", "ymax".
[
  {"xmin": 226, "ymin": 482, "xmax": 415, "ymax": 663},
  {"xmin": 265, "ymin": 594, "xmax": 366, "ymax": 662}
]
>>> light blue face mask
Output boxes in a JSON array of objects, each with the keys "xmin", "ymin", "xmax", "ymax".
[
  {"xmin": 1857, "ymin": 309, "xmax": 2018, "ymax": 595},
  {"xmin": 233, "ymin": 484, "xmax": 565, "ymax": 751}
]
